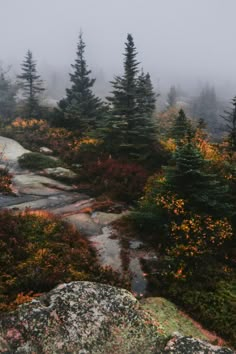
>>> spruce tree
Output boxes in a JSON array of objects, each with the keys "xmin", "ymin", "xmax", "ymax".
[
  {"xmin": 17, "ymin": 50, "xmax": 44, "ymax": 118},
  {"xmin": 136, "ymin": 69, "xmax": 156, "ymax": 116},
  {"xmin": 171, "ymin": 109, "xmax": 190, "ymax": 145},
  {"xmin": 0, "ymin": 71, "xmax": 17, "ymax": 120},
  {"xmin": 107, "ymin": 33, "xmax": 139, "ymax": 120},
  {"xmin": 165, "ymin": 142, "xmax": 231, "ymax": 217},
  {"xmin": 167, "ymin": 86, "xmax": 177, "ymax": 108},
  {"xmin": 59, "ymin": 32, "xmax": 101, "ymax": 131},
  {"xmin": 191, "ymin": 85, "xmax": 218, "ymax": 132},
  {"xmin": 222, "ymin": 96, "xmax": 236, "ymax": 153},
  {"xmin": 105, "ymin": 34, "xmax": 157, "ymax": 160}
]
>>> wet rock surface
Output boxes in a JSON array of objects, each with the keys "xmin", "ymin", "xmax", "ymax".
[{"xmin": 65, "ymin": 213, "xmax": 103, "ymax": 236}]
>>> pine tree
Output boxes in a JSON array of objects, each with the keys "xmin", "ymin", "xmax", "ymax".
[
  {"xmin": 59, "ymin": 32, "xmax": 101, "ymax": 131},
  {"xmin": 0, "ymin": 70, "xmax": 17, "ymax": 120},
  {"xmin": 167, "ymin": 86, "xmax": 177, "ymax": 108},
  {"xmin": 17, "ymin": 50, "xmax": 44, "ymax": 118},
  {"xmin": 222, "ymin": 96, "xmax": 236, "ymax": 153},
  {"xmin": 136, "ymin": 69, "xmax": 157, "ymax": 116}
]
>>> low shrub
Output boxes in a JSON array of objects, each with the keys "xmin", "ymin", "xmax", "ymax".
[
  {"xmin": 159, "ymin": 260, "xmax": 236, "ymax": 347},
  {"xmin": 0, "ymin": 167, "xmax": 12, "ymax": 194},
  {"xmin": 80, "ymin": 159, "xmax": 148, "ymax": 202},
  {"xmin": 18, "ymin": 152, "xmax": 61, "ymax": 171},
  {"xmin": 0, "ymin": 209, "xmax": 128, "ymax": 311}
]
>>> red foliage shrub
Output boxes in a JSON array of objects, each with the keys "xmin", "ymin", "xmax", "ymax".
[
  {"xmin": 81, "ymin": 159, "xmax": 148, "ymax": 202},
  {"xmin": 0, "ymin": 168, "xmax": 12, "ymax": 194}
]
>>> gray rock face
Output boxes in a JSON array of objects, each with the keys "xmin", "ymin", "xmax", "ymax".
[
  {"xmin": 0, "ymin": 282, "xmax": 234, "ymax": 354},
  {"xmin": 39, "ymin": 147, "xmax": 53, "ymax": 154},
  {"xmin": 0, "ymin": 136, "xmax": 30, "ymax": 161},
  {"xmin": 164, "ymin": 335, "xmax": 235, "ymax": 354},
  {"xmin": 13, "ymin": 174, "xmax": 73, "ymax": 195},
  {"xmin": 42, "ymin": 167, "xmax": 77, "ymax": 179},
  {"xmin": 0, "ymin": 282, "xmax": 166, "ymax": 354},
  {"xmin": 65, "ymin": 213, "xmax": 103, "ymax": 236}
]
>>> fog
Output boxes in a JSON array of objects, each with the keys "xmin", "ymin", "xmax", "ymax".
[{"xmin": 1, "ymin": 0, "xmax": 236, "ymax": 99}]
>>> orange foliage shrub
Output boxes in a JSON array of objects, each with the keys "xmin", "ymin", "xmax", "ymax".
[{"xmin": 0, "ymin": 210, "xmax": 129, "ymax": 311}]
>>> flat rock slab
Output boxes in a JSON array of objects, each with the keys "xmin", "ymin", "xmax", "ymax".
[
  {"xmin": 0, "ymin": 136, "xmax": 30, "ymax": 161},
  {"xmin": 52, "ymin": 198, "xmax": 94, "ymax": 215},
  {"xmin": 65, "ymin": 213, "xmax": 102, "ymax": 236},
  {"xmin": 7, "ymin": 193, "xmax": 88, "ymax": 211},
  {"xmin": 89, "ymin": 226, "xmax": 122, "ymax": 271},
  {"xmin": 13, "ymin": 174, "xmax": 73, "ymax": 195},
  {"xmin": 42, "ymin": 167, "xmax": 77, "ymax": 178},
  {"xmin": 92, "ymin": 211, "xmax": 130, "ymax": 225},
  {"xmin": 0, "ymin": 194, "xmax": 39, "ymax": 209}
]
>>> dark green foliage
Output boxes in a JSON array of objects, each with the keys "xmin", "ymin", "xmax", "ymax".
[
  {"xmin": 57, "ymin": 32, "xmax": 101, "ymax": 131},
  {"xmin": 17, "ymin": 50, "xmax": 45, "ymax": 118},
  {"xmin": 170, "ymin": 109, "xmax": 192, "ymax": 144},
  {"xmin": 104, "ymin": 34, "xmax": 157, "ymax": 161},
  {"xmin": 0, "ymin": 71, "xmax": 17, "ymax": 120},
  {"xmin": 157, "ymin": 257, "xmax": 236, "ymax": 347},
  {"xmin": 167, "ymin": 86, "xmax": 177, "ymax": 108},
  {"xmin": 18, "ymin": 152, "xmax": 61, "ymax": 171},
  {"xmin": 165, "ymin": 142, "xmax": 231, "ymax": 217},
  {"xmin": 0, "ymin": 167, "xmax": 12, "ymax": 194},
  {"xmin": 107, "ymin": 34, "xmax": 140, "ymax": 118},
  {"xmin": 136, "ymin": 69, "xmax": 156, "ymax": 116},
  {"xmin": 222, "ymin": 96, "xmax": 236, "ymax": 153}
]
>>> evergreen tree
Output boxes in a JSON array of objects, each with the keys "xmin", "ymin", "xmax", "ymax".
[
  {"xmin": 17, "ymin": 50, "xmax": 45, "ymax": 118},
  {"xmin": 167, "ymin": 86, "xmax": 177, "ymax": 108},
  {"xmin": 105, "ymin": 34, "xmax": 157, "ymax": 161},
  {"xmin": 0, "ymin": 70, "xmax": 17, "ymax": 120},
  {"xmin": 107, "ymin": 33, "xmax": 139, "ymax": 119},
  {"xmin": 191, "ymin": 85, "xmax": 218, "ymax": 132},
  {"xmin": 136, "ymin": 69, "xmax": 157, "ymax": 116},
  {"xmin": 171, "ymin": 109, "xmax": 191, "ymax": 145},
  {"xmin": 165, "ymin": 142, "xmax": 231, "ymax": 217},
  {"xmin": 222, "ymin": 96, "xmax": 236, "ymax": 153},
  {"xmin": 58, "ymin": 32, "xmax": 101, "ymax": 131}
]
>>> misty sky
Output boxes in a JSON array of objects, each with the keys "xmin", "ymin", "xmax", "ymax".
[{"xmin": 1, "ymin": 0, "xmax": 236, "ymax": 98}]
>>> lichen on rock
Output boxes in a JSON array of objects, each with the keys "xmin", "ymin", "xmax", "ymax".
[
  {"xmin": 0, "ymin": 281, "xmax": 166, "ymax": 353},
  {"xmin": 0, "ymin": 281, "xmax": 234, "ymax": 354}
]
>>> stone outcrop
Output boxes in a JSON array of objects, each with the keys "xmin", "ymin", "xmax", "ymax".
[
  {"xmin": 164, "ymin": 335, "xmax": 234, "ymax": 353},
  {"xmin": 0, "ymin": 282, "xmax": 234, "ymax": 354},
  {"xmin": 0, "ymin": 136, "xmax": 30, "ymax": 162},
  {"xmin": 42, "ymin": 167, "xmax": 77, "ymax": 179}
]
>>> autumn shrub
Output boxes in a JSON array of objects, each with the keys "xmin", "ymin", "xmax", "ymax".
[
  {"xmin": 18, "ymin": 152, "xmax": 62, "ymax": 171},
  {"xmin": 0, "ymin": 210, "xmax": 128, "ymax": 311},
  {"xmin": 157, "ymin": 257, "xmax": 236, "ymax": 347},
  {"xmin": 80, "ymin": 158, "xmax": 148, "ymax": 202},
  {"xmin": 132, "ymin": 170, "xmax": 236, "ymax": 346},
  {"xmin": 0, "ymin": 167, "xmax": 12, "ymax": 194},
  {"xmin": 2, "ymin": 118, "xmax": 104, "ymax": 165}
]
